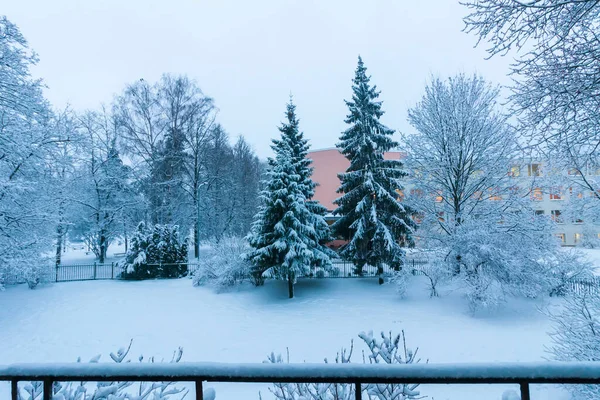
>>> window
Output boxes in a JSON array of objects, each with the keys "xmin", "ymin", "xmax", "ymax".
[
  {"xmin": 531, "ymin": 188, "xmax": 543, "ymax": 201},
  {"xmin": 587, "ymin": 159, "xmax": 600, "ymax": 176},
  {"xmin": 573, "ymin": 217, "xmax": 584, "ymax": 224},
  {"xmin": 489, "ymin": 187, "xmax": 502, "ymax": 201},
  {"xmin": 395, "ymin": 189, "xmax": 405, "ymax": 201},
  {"xmin": 412, "ymin": 212, "xmax": 424, "ymax": 224},
  {"xmin": 434, "ymin": 191, "xmax": 443, "ymax": 203},
  {"xmin": 509, "ymin": 165, "xmax": 520, "ymax": 177},
  {"xmin": 549, "ymin": 187, "xmax": 563, "ymax": 200},
  {"xmin": 555, "ymin": 233, "xmax": 566, "ymax": 244},
  {"xmin": 575, "ymin": 233, "xmax": 584, "ymax": 244},
  {"xmin": 551, "ymin": 210, "xmax": 563, "ymax": 224},
  {"xmin": 569, "ymin": 187, "xmax": 584, "ymax": 199},
  {"xmin": 437, "ymin": 211, "xmax": 445, "ymax": 222},
  {"xmin": 568, "ymin": 168, "xmax": 582, "ymax": 176},
  {"xmin": 528, "ymin": 163, "xmax": 542, "ymax": 176},
  {"xmin": 534, "ymin": 210, "xmax": 544, "ymax": 216},
  {"xmin": 409, "ymin": 189, "xmax": 423, "ymax": 198}
]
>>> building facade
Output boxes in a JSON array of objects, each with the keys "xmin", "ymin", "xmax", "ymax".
[{"xmin": 308, "ymin": 149, "xmax": 600, "ymax": 247}]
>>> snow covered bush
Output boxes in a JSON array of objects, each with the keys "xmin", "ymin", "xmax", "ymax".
[
  {"xmin": 193, "ymin": 236, "xmax": 258, "ymax": 289},
  {"xmin": 264, "ymin": 330, "xmax": 425, "ymax": 400},
  {"xmin": 547, "ymin": 291, "xmax": 600, "ymax": 399},
  {"xmin": 0, "ymin": 259, "xmax": 53, "ymax": 290},
  {"xmin": 17, "ymin": 340, "xmax": 188, "ymax": 400},
  {"xmin": 390, "ymin": 268, "xmax": 412, "ymax": 298},
  {"xmin": 120, "ymin": 222, "xmax": 188, "ymax": 280}
]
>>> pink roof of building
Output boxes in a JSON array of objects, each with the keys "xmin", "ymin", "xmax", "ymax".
[{"xmin": 308, "ymin": 148, "xmax": 404, "ymax": 212}]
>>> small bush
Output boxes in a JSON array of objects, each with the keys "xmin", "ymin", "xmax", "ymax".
[
  {"xmin": 265, "ymin": 330, "xmax": 426, "ymax": 400},
  {"xmin": 193, "ymin": 236, "xmax": 257, "ymax": 290},
  {"xmin": 18, "ymin": 340, "xmax": 188, "ymax": 400},
  {"xmin": 315, "ymin": 268, "xmax": 326, "ymax": 279}
]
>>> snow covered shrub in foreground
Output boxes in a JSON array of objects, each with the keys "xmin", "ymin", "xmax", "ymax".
[
  {"xmin": 547, "ymin": 291, "xmax": 600, "ymax": 399},
  {"xmin": 120, "ymin": 222, "xmax": 188, "ymax": 280},
  {"xmin": 18, "ymin": 340, "xmax": 188, "ymax": 400},
  {"xmin": 193, "ymin": 236, "xmax": 259, "ymax": 289},
  {"xmin": 264, "ymin": 330, "xmax": 425, "ymax": 400}
]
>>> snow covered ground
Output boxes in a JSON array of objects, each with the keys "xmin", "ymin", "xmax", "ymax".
[
  {"xmin": 0, "ymin": 277, "xmax": 569, "ymax": 400},
  {"xmin": 579, "ymin": 248, "xmax": 600, "ymax": 274}
]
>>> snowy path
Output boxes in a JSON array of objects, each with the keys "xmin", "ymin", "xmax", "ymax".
[{"xmin": 0, "ymin": 277, "xmax": 567, "ymax": 400}]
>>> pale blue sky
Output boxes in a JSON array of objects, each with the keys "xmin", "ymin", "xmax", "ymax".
[{"xmin": 5, "ymin": 0, "xmax": 513, "ymax": 157}]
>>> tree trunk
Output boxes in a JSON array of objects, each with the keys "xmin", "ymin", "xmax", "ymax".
[
  {"xmin": 194, "ymin": 225, "xmax": 199, "ymax": 259},
  {"xmin": 55, "ymin": 225, "xmax": 63, "ymax": 266},
  {"xmin": 99, "ymin": 233, "xmax": 106, "ymax": 264},
  {"xmin": 377, "ymin": 263, "xmax": 384, "ymax": 285},
  {"xmin": 124, "ymin": 222, "xmax": 128, "ymax": 252},
  {"xmin": 288, "ymin": 274, "xmax": 294, "ymax": 299}
]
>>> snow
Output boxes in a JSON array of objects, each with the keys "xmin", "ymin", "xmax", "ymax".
[
  {"xmin": 578, "ymin": 248, "xmax": 600, "ymax": 274},
  {"xmin": 0, "ymin": 277, "xmax": 568, "ymax": 400}
]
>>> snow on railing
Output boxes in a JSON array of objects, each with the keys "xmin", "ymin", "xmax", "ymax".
[{"xmin": 2, "ymin": 361, "xmax": 600, "ymax": 400}]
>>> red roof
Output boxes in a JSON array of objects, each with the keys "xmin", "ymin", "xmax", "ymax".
[{"xmin": 308, "ymin": 148, "xmax": 404, "ymax": 212}]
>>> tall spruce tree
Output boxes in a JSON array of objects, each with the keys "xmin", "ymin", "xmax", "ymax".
[
  {"xmin": 247, "ymin": 98, "xmax": 333, "ymax": 298},
  {"xmin": 333, "ymin": 56, "xmax": 416, "ymax": 283}
]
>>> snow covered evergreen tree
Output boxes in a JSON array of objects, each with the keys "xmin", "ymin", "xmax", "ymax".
[
  {"xmin": 121, "ymin": 222, "xmax": 188, "ymax": 279},
  {"xmin": 246, "ymin": 98, "xmax": 334, "ymax": 298},
  {"xmin": 333, "ymin": 56, "xmax": 416, "ymax": 283}
]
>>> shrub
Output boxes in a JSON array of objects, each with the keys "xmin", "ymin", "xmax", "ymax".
[
  {"xmin": 547, "ymin": 291, "xmax": 600, "ymax": 399},
  {"xmin": 264, "ymin": 330, "xmax": 426, "ymax": 400},
  {"xmin": 17, "ymin": 340, "xmax": 188, "ymax": 400},
  {"xmin": 193, "ymin": 236, "xmax": 258, "ymax": 290},
  {"xmin": 120, "ymin": 222, "xmax": 188, "ymax": 280}
]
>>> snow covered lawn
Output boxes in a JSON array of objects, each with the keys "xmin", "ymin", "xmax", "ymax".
[{"xmin": 0, "ymin": 277, "xmax": 567, "ymax": 400}]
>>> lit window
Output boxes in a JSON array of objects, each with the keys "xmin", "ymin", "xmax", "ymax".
[
  {"xmin": 554, "ymin": 233, "xmax": 566, "ymax": 244},
  {"xmin": 549, "ymin": 187, "xmax": 563, "ymax": 200},
  {"xmin": 396, "ymin": 189, "xmax": 405, "ymax": 201},
  {"xmin": 569, "ymin": 187, "xmax": 584, "ymax": 199},
  {"xmin": 531, "ymin": 188, "xmax": 543, "ymax": 201},
  {"xmin": 575, "ymin": 233, "xmax": 584, "ymax": 244},
  {"xmin": 412, "ymin": 213, "xmax": 424, "ymax": 224},
  {"xmin": 489, "ymin": 187, "xmax": 502, "ymax": 201},
  {"xmin": 434, "ymin": 191, "xmax": 443, "ymax": 203},
  {"xmin": 509, "ymin": 165, "xmax": 520, "ymax": 177},
  {"xmin": 528, "ymin": 163, "xmax": 542, "ymax": 177},
  {"xmin": 551, "ymin": 210, "xmax": 563, "ymax": 224}
]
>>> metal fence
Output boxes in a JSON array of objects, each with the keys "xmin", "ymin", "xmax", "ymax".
[
  {"xmin": 55, "ymin": 263, "xmax": 120, "ymax": 282},
  {"xmin": 3, "ymin": 361, "xmax": 600, "ymax": 400}
]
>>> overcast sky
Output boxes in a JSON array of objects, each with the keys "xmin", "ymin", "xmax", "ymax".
[{"xmin": 5, "ymin": 0, "xmax": 513, "ymax": 158}]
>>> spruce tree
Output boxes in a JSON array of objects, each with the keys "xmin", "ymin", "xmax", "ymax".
[
  {"xmin": 247, "ymin": 98, "xmax": 333, "ymax": 298},
  {"xmin": 333, "ymin": 56, "xmax": 416, "ymax": 283}
]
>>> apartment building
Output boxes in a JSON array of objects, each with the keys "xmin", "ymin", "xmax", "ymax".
[{"xmin": 308, "ymin": 149, "xmax": 600, "ymax": 247}]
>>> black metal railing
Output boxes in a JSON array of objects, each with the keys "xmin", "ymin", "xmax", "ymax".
[
  {"xmin": 2, "ymin": 361, "xmax": 600, "ymax": 400},
  {"xmin": 55, "ymin": 263, "xmax": 119, "ymax": 282}
]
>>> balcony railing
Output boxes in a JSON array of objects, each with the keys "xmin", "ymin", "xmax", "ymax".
[{"xmin": 2, "ymin": 362, "xmax": 600, "ymax": 400}]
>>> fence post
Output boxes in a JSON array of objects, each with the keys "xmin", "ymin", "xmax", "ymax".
[
  {"xmin": 55, "ymin": 264, "xmax": 59, "ymax": 282},
  {"xmin": 43, "ymin": 379, "xmax": 53, "ymax": 400},
  {"xmin": 93, "ymin": 262, "xmax": 97, "ymax": 280},
  {"xmin": 355, "ymin": 382, "xmax": 362, "ymax": 400},
  {"xmin": 111, "ymin": 262, "xmax": 114, "ymax": 279}
]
